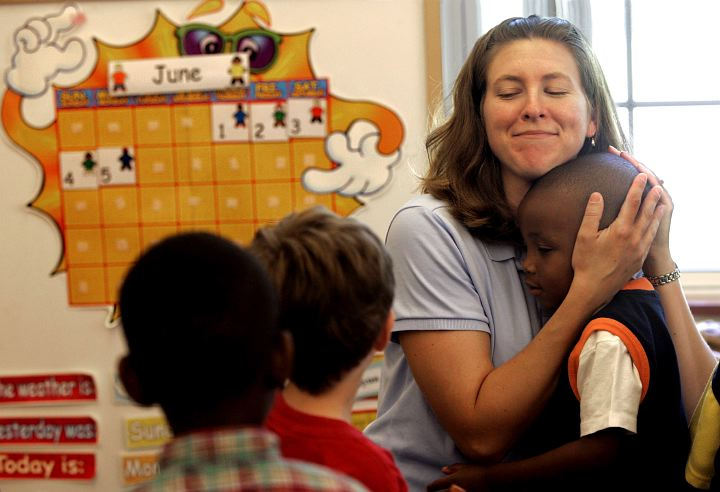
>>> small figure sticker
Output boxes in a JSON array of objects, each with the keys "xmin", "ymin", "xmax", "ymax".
[
  {"xmin": 310, "ymin": 98, "xmax": 324, "ymax": 124},
  {"xmin": 82, "ymin": 152, "xmax": 97, "ymax": 173},
  {"xmin": 273, "ymin": 102, "xmax": 286, "ymax": 128},
  {"xmin": 112, "ymin": 64, "xmax": 127, "ymax": 92},
  {"xmin": 228, "ymin": 55, "xmax": 247, "ymax": 87},
  {"xmin": 233, "ymin": 103, "xmax": 247, "ymax": 128},
  {"xmin": 119, "ymin": 147, "xmax": 134, "ymax": 171}
]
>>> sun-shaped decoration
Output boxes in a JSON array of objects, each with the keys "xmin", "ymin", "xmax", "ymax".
[{"xmin": 1, "ymin": 0, "xmax": 404, "ymax": 316}]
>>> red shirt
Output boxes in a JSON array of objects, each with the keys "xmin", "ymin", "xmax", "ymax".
[{"xmin": 266, "ymin": 394, "xmax": 407, "ymax": 492}]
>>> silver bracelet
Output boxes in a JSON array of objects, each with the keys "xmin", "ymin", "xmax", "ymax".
[{"xmin": 646, "ymin": 265, "xmax": 681, "ymax": 287}]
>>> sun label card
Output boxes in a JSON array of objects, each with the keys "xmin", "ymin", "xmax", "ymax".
[
  {"xmin": 0, "ymin": 374, "xmax": 96, "ymax": 405},
  {"xmin": 108, "ymin": 53, "xmax": 249, "ymax": 97},
  {"xmin": 124, "ymin": 416, "xmax": 172, "ymax": 450},
  {"xmin": 0, "ymin": 417, "xmax": 97, "ymax": 445},
  {"xmin": 0, "ymin": 452, "xmax": 95, "ymax": 480}
]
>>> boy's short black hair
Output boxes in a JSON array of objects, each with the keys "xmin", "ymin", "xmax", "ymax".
[
  {"xmin": 250, "ymin": 207, "xmax": 394, "ymax": 395},
  {"xmin": 119, "ymin": 232, "xmax": 278, "ymax": 412},
  {"xmin": 526, "ymin": 152, "xmax": 651, "ymax": 232}
]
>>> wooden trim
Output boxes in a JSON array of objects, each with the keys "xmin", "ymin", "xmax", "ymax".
[
  {"xmin": 0, "ymin": 0, "xmax": 157, "ymax": 3},
  {"xmin": 690, "ymin": 301, "xmax": 720, "ymax": 318},
  {"xmin": 423, "ymin": 0, "xmax": 443, "ymax": 115}
]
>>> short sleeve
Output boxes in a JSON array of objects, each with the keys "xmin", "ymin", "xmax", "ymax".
[
  {"xmin": 386, "ymin": 205, "xmax": 489, "ymax": 334},
  {"xmin": 576, "ymin": 330, "xmax": 642, "ymax": 436}
]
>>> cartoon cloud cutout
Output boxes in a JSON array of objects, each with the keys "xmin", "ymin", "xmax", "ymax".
[
  {"xmin": 5, "ymin": 3, "xmax": 86, "ymax": 97},
  {"xmin": 303, "ymin": 120, "xmax": 401, "ymax": 197}
]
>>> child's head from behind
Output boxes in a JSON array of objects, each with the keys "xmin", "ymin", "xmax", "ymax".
[
  {"xmin": 119, "ymin": 232, "xmax": 285, "ymax": 429},
  {"xmin": 250, "ymin": 206, "xmax": 394, "ymax": 395},
  {"xmin": 518, "ymin": 152, "xmax": 646, "ymax": 312}
]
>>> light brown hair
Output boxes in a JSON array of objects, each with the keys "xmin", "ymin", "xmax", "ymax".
[
  {"xmin": 423, "ymin": 15, "xmax": 627, "ymax": 243},
  {"xmin": 250, "ymin": 207, "xmax": 394, "ymax": 395}
]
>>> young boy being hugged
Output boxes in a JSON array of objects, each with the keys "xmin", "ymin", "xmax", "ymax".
[
  {"xmin": 430, "ymin": 153, "xmax": 690, "ymax": 491},
  {"xmin": 118, "ymin": 232, "xmax": 366, "ymax": 491},
  {"xmin": 251, "ymin": 207, "xmax": 408, "ymax": 492}
]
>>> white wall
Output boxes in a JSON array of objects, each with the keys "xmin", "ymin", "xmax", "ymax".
[{"xmin": 0, "ymin": 1, "xmax": 428, "ymax": 490}]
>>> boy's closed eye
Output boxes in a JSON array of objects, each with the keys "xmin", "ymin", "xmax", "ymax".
[{"xmin": 537, "ymin": 245, "xmax": 554, "ymax": 255}]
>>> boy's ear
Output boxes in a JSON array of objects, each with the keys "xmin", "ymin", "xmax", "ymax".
[
  {"xmin": 118, "ymin": 355, "xmax": 156, "ymax": 407},
  {"xmin": 267, "ymin": 330, "xmax": 293, "ymax": 389},
  {"xmin": 373, "ymin": 310, "xmax": 394, "ymax": 352}
]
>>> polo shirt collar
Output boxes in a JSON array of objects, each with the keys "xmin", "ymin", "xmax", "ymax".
[{"xmin": 485, "ymin": 240, "xmax": 518, "ymax": 262}]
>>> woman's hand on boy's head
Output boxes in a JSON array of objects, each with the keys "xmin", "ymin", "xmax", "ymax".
[
  {"xmin": 609, "ymin": 146, "xmax": 675, "ymax": 275},
  {"xmin": 427, "ymin": 463, "xmax": 487, "ymax": 491},
  {"xmin": 570, "ymin": 173, "xmax": 665, "ymax": 310}
]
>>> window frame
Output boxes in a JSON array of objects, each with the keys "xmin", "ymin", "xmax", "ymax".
[{"xmin": 615, "ymin": 0, "xmax": 720, "ymax": 302}]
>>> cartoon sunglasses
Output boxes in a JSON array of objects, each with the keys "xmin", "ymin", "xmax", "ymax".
[{"xmin": 175, "ymin": 24, "xmax": 282, "ymax": 72}]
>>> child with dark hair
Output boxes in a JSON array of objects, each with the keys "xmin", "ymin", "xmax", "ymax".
[
  {"xmin": 251, "ymin": 207, "xmax": 407, "ymax": 492},
  {"xmin": 429, "ymin": 153, "xmax": 690, "ymax": 491},
  {"xmin": 118, "ymin": 232, "xmax": 366, "ymax": 492}
]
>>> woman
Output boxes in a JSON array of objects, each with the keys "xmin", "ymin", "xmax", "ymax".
[{"xmin": 364, "ymin": 15, "xmax": 716, "ymax": 491}]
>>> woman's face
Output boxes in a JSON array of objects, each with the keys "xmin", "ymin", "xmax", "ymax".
[{"xmin": 482, "ymin": 39, "xmax": 596, "ymax": 209}]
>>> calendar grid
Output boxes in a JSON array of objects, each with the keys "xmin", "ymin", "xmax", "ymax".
[{"xmin": 57, "ymin": 82, "xmax": 359, "ymax": 306}]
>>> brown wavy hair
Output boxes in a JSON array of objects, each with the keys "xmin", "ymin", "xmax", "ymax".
[{"xmin": 423, "ymin": 15, "xmax": 627, "ymax": 243}]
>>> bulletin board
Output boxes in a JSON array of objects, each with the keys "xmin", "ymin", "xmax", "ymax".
[{"xmin": 0, "ymin": 1, "xmax": 432, "ymax": 490}]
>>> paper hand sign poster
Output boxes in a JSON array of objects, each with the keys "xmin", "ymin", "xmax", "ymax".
[{"xmin": 1, "ymin": 0, "xmax": 404, "ymax": 313}]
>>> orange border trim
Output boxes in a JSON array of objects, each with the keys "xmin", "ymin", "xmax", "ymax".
[
  {"xmin": 622, "ymin": 277, "xmax": 654, "ymax": 291},
  {"xmin": 568, "ymin": 317, "xmax": 650, "ymax": 402}
]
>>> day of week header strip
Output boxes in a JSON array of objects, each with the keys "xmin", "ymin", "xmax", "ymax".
[{"xmin": 56, "ymin": 80, "xmax": 329, "ymax": 109}]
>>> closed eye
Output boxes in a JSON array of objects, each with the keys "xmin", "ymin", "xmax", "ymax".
[
  {"xmin": 538, "ymin": 246, "xmax": 553, "ymax": 255},
  {"xmin": 497, "ymin": 91, "xmax": 521, "ymax": 99}
]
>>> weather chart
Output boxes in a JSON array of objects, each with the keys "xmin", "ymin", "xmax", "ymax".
[{"xmin": 1, "ymin": 0, "xmax": 408, "ymax": 487}]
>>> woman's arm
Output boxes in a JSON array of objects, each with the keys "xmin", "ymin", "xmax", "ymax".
[
  {"xmin": 401, "ymin": 175, "xmax": 664, "ymax": 463},
  {"xmin": 611, "ymin": 147, "xmax": 717, "ymax": 417},
  {"xmin": 401, "ymin": 289, "xmax": 598, "ymax": 462},
  {"xmin": 426, "ymin": 431, "xmax": 624, "ymax": 491},
  {"xmin": 656, "ymin": 279, "xmax": 716, "ymax": 417}
]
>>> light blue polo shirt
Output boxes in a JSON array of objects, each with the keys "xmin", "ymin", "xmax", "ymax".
[{"xmin": 364, "ymin": 194, "xmax": 542, "ymax": 492}]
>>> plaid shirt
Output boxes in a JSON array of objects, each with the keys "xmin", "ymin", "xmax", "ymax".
[{"xmin": 133, "ymin": 427, "xmax": 367, "ymax": 491}]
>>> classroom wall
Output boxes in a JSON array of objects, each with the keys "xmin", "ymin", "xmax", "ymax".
[{"xmin": 0, "ymin": 1, "xmax": 430, "ymax": 489}]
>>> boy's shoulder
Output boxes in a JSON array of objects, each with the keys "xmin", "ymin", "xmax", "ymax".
[
  {"xmin": 266, "ymin": 396, "xmax": 406, "ymax": 491},
  {"xmin": 134, "ymin": 426, "xmax": 367, "ymax": 492},
  {"xmin": 266, "ymin": 394, "xmax": 378, "ymax": 451},
  {"xmin": 592, "ymin": 279, "xmax": 663, "ymax": 334}
]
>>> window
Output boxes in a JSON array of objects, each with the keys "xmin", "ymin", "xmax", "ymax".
[
  {"xmin": 590, "ymin": 0, "xmax": 720, "ymax": 300},
  {"xmin": 441, "ymin": 0, "xmax": 720, "ymax": 300}
]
